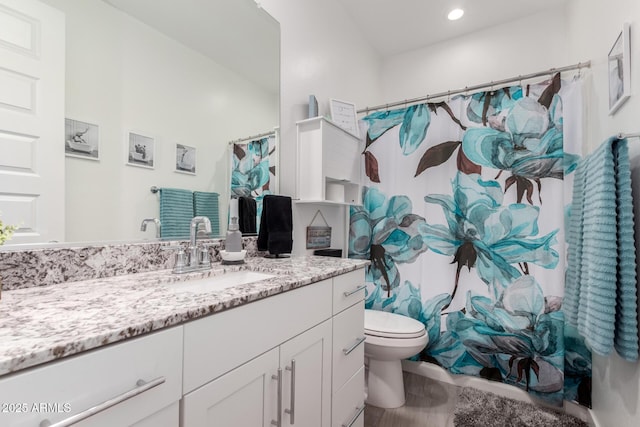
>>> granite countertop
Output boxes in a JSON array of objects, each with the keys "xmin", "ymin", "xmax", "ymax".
[{"xmin": 0, "ymin": 256, "xmax": 368, "ymax": 378}]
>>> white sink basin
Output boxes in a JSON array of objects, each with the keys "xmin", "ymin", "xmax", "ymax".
[{"xmin": 169, "ymin": 271, "xmax": 275, "ymax": 293}]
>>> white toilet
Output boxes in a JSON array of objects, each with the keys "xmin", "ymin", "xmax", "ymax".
[{"xmin": 364, "ymin": 309, "xmax": 428, "ymax": 408}]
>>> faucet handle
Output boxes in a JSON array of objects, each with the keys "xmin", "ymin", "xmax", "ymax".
[
  {"xmin": 162, "ymin": 245, "xmax": 187, "ymax": 272},
  {"xmin": 198, "ymin": 247, "xmax": 211, "ymax": 268}
]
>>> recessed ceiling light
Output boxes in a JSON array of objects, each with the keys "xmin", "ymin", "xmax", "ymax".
[{"xmin": 448, "ymin": 8, "xmax": 464, "ymax": 21}]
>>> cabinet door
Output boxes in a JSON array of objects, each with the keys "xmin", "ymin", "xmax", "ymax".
[
  {"xmin": 279, "ymin": 320, "xmax": 332, "ymax": 427},
  {"xmin": 181, "ymin": 348, "xmax": 279, "ymax": 427}
]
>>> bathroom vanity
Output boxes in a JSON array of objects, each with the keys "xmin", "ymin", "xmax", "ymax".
[{"xmin": 0, "ymin": 256, "xmax": 367, "ymax": 427}]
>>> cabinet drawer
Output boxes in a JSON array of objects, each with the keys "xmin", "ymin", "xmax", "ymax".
[
  {"xmin": 184, "ymin": 280, "xmax": 332, "ymax": 393},
  {"xmin": 332, "ymin": 301, "xmax": 365, "ymax": 392},
  {"xmin": 0, "ymin": 326, "xmax": 183, "ymax": 427},
  {"xmin": 333, "ymin": 269, "xmax": 365, "ymax": 314},
  {"xmin": 332, "ymin": 367, "xmax": 365, "ymax": 427}
]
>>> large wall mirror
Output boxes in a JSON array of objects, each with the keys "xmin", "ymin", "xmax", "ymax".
[{"xmin": 5, "ymin": 0, "xmax": 279, "ymax": 247}]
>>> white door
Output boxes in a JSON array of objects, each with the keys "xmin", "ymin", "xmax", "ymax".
[
  {"xmin": 0, "ymin": 0, "xmax": 65, "ymax": 244},
  {"xmin": 181, "ymin": 347, "xmax": 279, "ymax": 427},
  {"xmin": 280, "ymin": 320, "xmax": 332, "ymax": 427}
]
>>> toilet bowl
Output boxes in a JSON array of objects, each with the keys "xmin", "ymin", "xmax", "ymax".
[{"xmin": 364, "ymin": 309, "xmax": 428, "ymax": 409}]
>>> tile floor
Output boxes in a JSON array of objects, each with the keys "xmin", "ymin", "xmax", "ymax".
[{"xmin": 364, "ymin": 372, "xmax": 460, "ymax": 427}]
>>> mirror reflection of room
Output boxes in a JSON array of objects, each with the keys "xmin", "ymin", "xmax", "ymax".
[{"xmin": 3, "ymin": 0, "xmax": 279, "ymax": 245}]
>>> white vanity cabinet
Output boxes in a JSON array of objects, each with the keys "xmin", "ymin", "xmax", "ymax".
[
  {"xmin": 0, "ymin": 266, "xmax": 366, "ymax": 427},
  {"xmin": 181, "ymin": 268, "xmax": 365, "ymax": 427},
  {"xmin": 331, "ymin": 269, "xmax": 366, "ymax": 427},
  {"xmin": 0, "ymin": 326, "xmax": 183, "ymax": 427},
  {"xmin": 182, "ymin": 320, "xmax": 332, "ymax": 427},
  {"xmin": 181, "ymin": 279, "xmax": 333, "ymax": 427}
]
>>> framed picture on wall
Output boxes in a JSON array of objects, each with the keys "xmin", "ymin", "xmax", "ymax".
[
  {"xmin": 608, "ymin": 22, "xmax": 631, "ymax": 115},
  {"xmin": 175, "ymin": 143, "xmax": 196, "ymax": 174},
  {"xmin": 126, "ymin": 131, "xmax": 155, "ymax": 169},
  {"xmin": 65, "ymin": 118, "xmax": 99, "ymax": 160},
  {"xmin": 330, "ymin": 99, "xmax": 359, "ymax": 137}
]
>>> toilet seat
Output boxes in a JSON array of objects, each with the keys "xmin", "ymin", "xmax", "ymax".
[{"xmin": 364, "ymin": 310, "xmax": 425, "ymax": 339}]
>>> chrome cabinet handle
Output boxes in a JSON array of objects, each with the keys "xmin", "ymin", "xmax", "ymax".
[
  {"xmin": 343, "ymin": 336, "xmax": 366, "ymax": 355},
  {"xmin": 284, "ymin": 359, "xmax": 296, "ymax": 424},
  {"xmin": 343, "ymin": 284, "xmax": 366, "ymax": 298},
  {"xmin": 39, "ymin": 376, "xmax": 165, "ymax": 427},
  {"xmin": 271, "ymin": 368, "xmax": 283, "ymax": 427},
  {"xmin": 342, "ymin": 406, "xmax": 365, "ymax": 427}
]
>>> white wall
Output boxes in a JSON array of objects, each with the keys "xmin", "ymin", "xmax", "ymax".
[
  {"xmin": 43, "ymin": 0, "xmax": 278, "ymax": 242},
  {"xmin": 380, "ymin": 10, "xmax": 569, "ymax": 102},
  {"xmin": 260, "ymin": 0, "xmax": 382, "ymax": 256},
  {"xmin": 565, "ymin": 1, "xmax": 640, "ymax": 426}
]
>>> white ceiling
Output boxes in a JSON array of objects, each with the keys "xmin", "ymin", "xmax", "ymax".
[{"xmin": 337, "ymin": 0, "xmax": 568, "ymax": 57}]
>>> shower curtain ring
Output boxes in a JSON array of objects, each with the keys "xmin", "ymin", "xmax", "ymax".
[{"xmin": 447, "ymin": 90, "xmax": 451, "ymax": 102}]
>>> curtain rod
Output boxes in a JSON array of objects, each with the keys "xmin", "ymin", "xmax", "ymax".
[
  {"xmin": 358, "ymin": 60, "xmax": 591, "ymax": 114},
  {"xmin": 228, "ymin": 130, "xmax": 276, "ymax": 144},
  {"xmin": 619, "ymin": 132, "xmax": 640, "ymax": 139}
]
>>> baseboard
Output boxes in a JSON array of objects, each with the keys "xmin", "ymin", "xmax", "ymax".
[{"xmin": 402, "ymin": 360, "xmax": 595, "ymax": 426}]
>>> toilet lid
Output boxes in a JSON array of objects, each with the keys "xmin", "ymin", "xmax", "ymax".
[{"xmin": 364, "ymin": 310, "xmax": 426, "ymax": 339}]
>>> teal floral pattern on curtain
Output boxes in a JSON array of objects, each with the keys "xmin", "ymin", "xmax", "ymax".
[
  {"xmin": 350, "ymin": 75, "xmax": 591, "ymax": 407},
  {"xmin": 230, "ymin": 136, "xmax": 277, "ymax": 229}
]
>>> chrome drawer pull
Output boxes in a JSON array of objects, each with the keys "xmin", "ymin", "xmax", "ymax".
[
  {"xmin": 39, "ymin": 376, "xmax": 165, "ymax": 427},
  {"xmin": 343, "ymin": 285, "xmax": 366, "ymax": 298},
  {"xmin": 342, "ymin": 405, "xmax": 365, "ymax": 427},
  {"xmin": 271, "ymin": 368, "xmax": 283, "ymax": 427},
  {"xmin": 343, "ymin": 336, "xmax": 366, "ymax": 355},
  {"xmin": 285, "ymin": 359, "xmax": 296, "ymax": 424}
]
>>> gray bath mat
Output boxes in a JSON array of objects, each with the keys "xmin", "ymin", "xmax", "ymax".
[{"xmin": 454, "ymin": 387, "xmax": 588, "ymax": 427}]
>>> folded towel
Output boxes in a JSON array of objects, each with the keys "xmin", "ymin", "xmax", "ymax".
[
  {"xmin": 193, "ymin": 191, "xmax": 220, "ymax": 236},
  {"xmin": 159, "ymin": 188, "xmax": 194, "ymax": 239},
  {"xmin": 565, "ymin": 137, "xmax": 638, "ymax": 361},
  {"xmin": 239, "ymin": 197, "xmax": 257, "ymax": 234},
  {"xmin": 257, "ymin": 195, "xmax": 293, "ymax": 255}
]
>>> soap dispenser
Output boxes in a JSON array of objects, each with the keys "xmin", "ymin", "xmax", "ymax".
[
  {"xmin": 226, "ymin": 216, "xmax": 243, "ymax": 252},
  {"xmin": 225, "ymin": 198, "xmax": 243, "ymax": 254}
]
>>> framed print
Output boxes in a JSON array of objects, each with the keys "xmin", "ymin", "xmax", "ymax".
[
  {"xmin": 175, "ymin": 143, "xmax": 196, "ymax": 174},
  {"xmin": 608, "ymin": 23, "xmax": 631, "ymax": 115},
  {"xmin": 65, "ymin": 118, "xmax": 99, "ymax": 160},
  {"xmin": 127, "ymin": 131, "xmax": 155, "ymax": 168},
  {"xmin": 330, "ymin": 98, "xmax": 359, "ymax": 137}
]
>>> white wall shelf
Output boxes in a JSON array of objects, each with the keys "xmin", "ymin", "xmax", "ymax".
[{"xmin": 296, "ymin": 117, "xmax": 363, "ymax": 205}]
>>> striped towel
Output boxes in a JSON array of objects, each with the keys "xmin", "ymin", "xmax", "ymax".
[
  {"xmin": 565, "ymin": 136, "xmax": 638, "ymax": 361},
  {"xmin": 159, "ymin": 188, "xmax": 193, "ymax": 239},
  {"xmin": 193, "ymin": 191, "xmax": 220, "ymax": 236}
]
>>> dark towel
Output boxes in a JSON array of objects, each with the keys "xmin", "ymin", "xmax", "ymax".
[
  {"xmin": 239, "ymin": 197, "xmax": 257, "ymax": 234},
  {"xmin": 257, "ymin": 195, "xmax": 293, "ymax": 255}
]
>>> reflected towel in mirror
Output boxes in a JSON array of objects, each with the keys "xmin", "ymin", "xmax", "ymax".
[
  {"xmin": 239, "ymin": 197, "xmax": 257, "ymax": 234},
  {"xmin": 159, "ymin": 188, "xmax": 194, "ymax": 239},
  {"xmin": 193, "ymin": 191, "xmax": 220, "ymax": 236}
]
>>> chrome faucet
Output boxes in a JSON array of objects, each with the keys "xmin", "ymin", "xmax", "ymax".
[
  {"xmin": 189, "ymin": 216, "xmax": 211, "ymax": 267},
  {"xmin": 162, "ymin": 216, "xmax": 214, "ymax": 274},
  {"xmin": 140, "ymin": 218, "xmax": 161, "ymax": 238}
]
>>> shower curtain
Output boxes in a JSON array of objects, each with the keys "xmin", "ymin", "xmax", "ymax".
[
  {"xmin": 349, "ymin": 75, "xmax": 592, "ymax": 406},
  {"xmin": 230, "ymin": 134, "xmax": 278, "ymax": 230}
]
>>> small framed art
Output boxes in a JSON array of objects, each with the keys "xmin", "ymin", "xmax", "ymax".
[
  {"xmin": 127, "ymin": 131, "xmax": 155, "ymax": 168},
  {"xmin": 608, "ymin": 23, "xmax": 631, "ymax": 115},
  {"xmin": 65, "ymin": 118, "xmax": 99, "ymax": 160},
  {"xmin": 330, "ymin": 98, "xmax": 359, "ymax": 137},
  {"xmin": 175, "ymin": 143, "xmax": 196, "ymax": 174}
]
